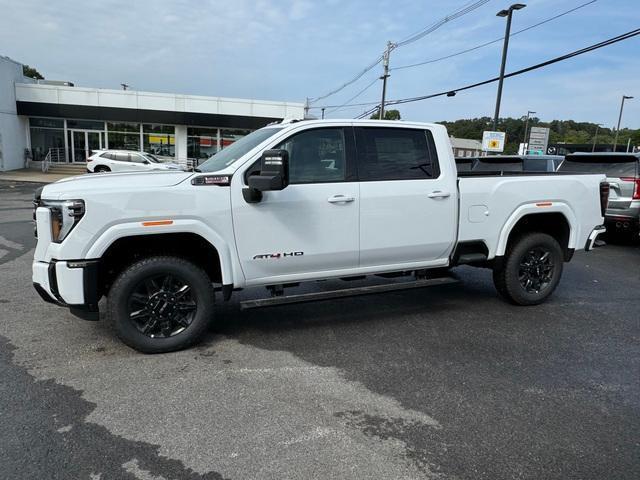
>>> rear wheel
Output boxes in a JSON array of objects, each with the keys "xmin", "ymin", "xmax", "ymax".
[
  {"xmin": 94, "ymin": 165, "xmax": 111, "ymax": 173},
  {"xmin": 107, "ymin": 256, "xmax": 214, "ymax": 353},
  {"xmin": 493, "ymin": 232, "xmax": 563, "ymax": 305}
]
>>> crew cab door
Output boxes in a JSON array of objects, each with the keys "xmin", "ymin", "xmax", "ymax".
[
  {"xmin": 355, "ymin": 126, "xmax": 457, "ymax": 267},
  {"xmin": 231, "ymin": 126, "xmax": 359, "ymax": 284}
]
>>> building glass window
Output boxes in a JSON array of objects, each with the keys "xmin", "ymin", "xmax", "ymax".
[
  {"xmin": 220, "ymin": 128, "xmax": 250, "ymax": 150},
  {"xmin": 143, "ymin": 124, "xmax": 175, "ymax": 158},
  {"xmin": 28, "ymin": 118, "xmax": 65, "ymax": 162},
  {"xmin": 66, "ymin": 119, "xmax": 105, "ymax": 130},
  {"xmin": 107, "ymin": 122, "xmax": 140, "ymax": 151},
  {"xmin": 29, "ymin": 117, "xmax": 64, "ymax": 129},
  {"xmin": 187, "ymin": 127, "xmax": 219, "ymax": 161}
]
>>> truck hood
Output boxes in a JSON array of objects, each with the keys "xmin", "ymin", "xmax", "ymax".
[{"xmin": 42, "ymin": 171, "xmax": 194, "ymax": 199}]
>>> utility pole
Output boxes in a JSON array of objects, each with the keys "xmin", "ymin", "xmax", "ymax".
[
  {"xmin": 522, "ymin": 110, "xmax": 535, "ymax": 153},
  {"xmin": 321, "ymin": 107, "xmax": 325, "ymax": 119},
  {"xmin": 613, "ymin": 95, "xmax": 633, "ymax": 151},
  {"xmin": 493, "ymin": 4, "xmax": 526, "ymax": 131},
  {"xmin": 304, "ymin": 97, "xmax": 310, "ymax": 118},
  {"xmin": 379, "ymin": 41, "xmax": 395, "ymax": 120},
  {"xmin": 591, "ymin": 123, "xmax": 603, "ymax": 152}
]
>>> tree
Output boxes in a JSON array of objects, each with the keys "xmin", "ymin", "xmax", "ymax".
[
  {"xmin": 370, "ymin": 109, "xmax": 401, "ymax": 120},
  {"xmin": 23, "ymin": 65, "xmax": 44, "ymax": 80}
]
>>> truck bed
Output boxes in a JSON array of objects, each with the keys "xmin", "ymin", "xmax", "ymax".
[{"xmin": 456, "ymin": 173, "xmax": 605, "ymax": 259}]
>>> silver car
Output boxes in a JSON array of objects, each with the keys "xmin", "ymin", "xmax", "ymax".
[{"xmin": 558, "ymin": 153, "xmax": 640, "ymax": 235}]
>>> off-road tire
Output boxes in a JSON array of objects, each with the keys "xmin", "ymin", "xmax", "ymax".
[
  {"xmin": 107, "ymin": 256, "xmax": 214, "ymax": 353},
  {"xmin": 493, "ymin": 232, "xmax": 563, "ymax": 306}
]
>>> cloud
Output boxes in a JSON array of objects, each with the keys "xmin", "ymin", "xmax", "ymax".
[{"xmin": 0, "ymin": 0, "xmax": 637, "ymax": 127}]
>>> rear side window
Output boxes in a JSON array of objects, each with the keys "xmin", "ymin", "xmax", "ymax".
[
  {"xmin": 114, "ymin": 153, "xmax": 130, "ymax": 162},
  {"xmin": 355, "ymin": 127, "xmax": 440, "ymax": 181},
  {"xmin": 558, "ymin": 155, "xmax": 638, "ymax": 177}
]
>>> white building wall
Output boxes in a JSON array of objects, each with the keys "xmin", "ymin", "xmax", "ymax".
[{"xmin": 0, "ymin": 56, "xmax": 30, "ymax": 171}]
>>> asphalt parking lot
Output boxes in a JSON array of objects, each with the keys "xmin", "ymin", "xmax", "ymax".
[{"xmin": 0, "ymin": 179, "xmax": 638, "ymax": 480}]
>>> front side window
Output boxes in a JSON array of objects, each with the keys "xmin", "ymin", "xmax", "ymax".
[
  {"xmin": 275, "ymin": 128, "xmax": 346, "ymax": 184},
  {"xmin": 356, "ymin": 127, "xmax": 439, "ymax": 181}
]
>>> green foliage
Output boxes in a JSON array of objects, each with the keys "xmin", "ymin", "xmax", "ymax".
[
  {"xmin": 370, "ymin": 109, "xmax": 401, "ymax": 120},
  {"xmin": 440, "ymin": 117, "xmax": 639, "ymax": 153},
  {"xmin": 22, "ymin": 65, "xmax": 44, "ymax": 80}
]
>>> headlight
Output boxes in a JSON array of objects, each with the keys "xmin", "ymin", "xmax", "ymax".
[{"xmin": 41, "ymin": 199, "xmax": 85, "ymax": 243}]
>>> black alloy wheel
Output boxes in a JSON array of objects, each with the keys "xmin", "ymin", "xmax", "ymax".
[
  {"xmin": 108, "ymin": 256, "xmax": 215, "ymax": 353},
  {"xmin": 517, "ymin": 247, "xmax": 555, "ymax": 294},
  {"xmin": 128, "ymin": 273, "xmax": 197, "ymax": 338}
]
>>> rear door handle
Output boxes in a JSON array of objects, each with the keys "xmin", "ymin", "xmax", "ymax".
[
  {"xmin": 327, "ymin": 194, "xmax": 355, "ymax": 204},
  {"xmin": 427, "ymin": 190, "xmax": 451, "ymax": 199}
]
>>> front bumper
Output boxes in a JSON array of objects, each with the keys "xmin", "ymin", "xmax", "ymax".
[
  {"xmin": 32, "ymin": 259, "xmax": 100, "ymax": 320},
  {"xmin": 584, "ymin": 225, "xmax": 607, "ymax": 251}
]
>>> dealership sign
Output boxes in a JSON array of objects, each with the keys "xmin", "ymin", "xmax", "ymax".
[
  {"xmin": 482, "ymin": 131, "xmax": 506, "ymax": 152},
  {"xmin": 527, "ymin": 126, "xmax": 550, "ymax": 154}
]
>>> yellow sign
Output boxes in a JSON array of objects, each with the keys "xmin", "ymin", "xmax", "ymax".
[{"xmin": 148, "ymin": 135, "xmax": 175, "ymax": 145}]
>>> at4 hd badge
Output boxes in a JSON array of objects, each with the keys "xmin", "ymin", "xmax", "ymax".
[{"xmin": 253, "ymin": 251, "xmax": 304, "ymax": 260}]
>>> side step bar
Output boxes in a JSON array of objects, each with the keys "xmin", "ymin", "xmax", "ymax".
[{"xmin": 240, "ymin": 276, "xmax": 459, "ymax": 310}]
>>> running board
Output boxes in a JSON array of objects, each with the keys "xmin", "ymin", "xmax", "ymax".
[{"xmin": 240, "ymin": 276, "xmax": 459, "ymax": 310}]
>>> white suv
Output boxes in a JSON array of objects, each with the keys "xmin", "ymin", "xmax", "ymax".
[{"xmin": 87, "ymin": 150, "xmax": 182, "ymax": 173}]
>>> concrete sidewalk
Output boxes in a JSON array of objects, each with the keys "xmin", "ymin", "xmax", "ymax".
[{"xmin": 0, "ymin": 169, "xmax": 72, "ymax": 183}]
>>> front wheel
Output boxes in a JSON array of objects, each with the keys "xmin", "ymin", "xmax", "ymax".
[
  {"xmin": 107, "ymin": 256, "xmax": 215, "ymax": 353},
  {"xmin": 493, "ymin": 232, "xmax": 564, "ymax": 306}
]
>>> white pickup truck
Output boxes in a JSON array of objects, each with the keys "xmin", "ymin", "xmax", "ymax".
[{"xmin": 33, "ymin": 119, "xmax": 608, "ymax": 353}]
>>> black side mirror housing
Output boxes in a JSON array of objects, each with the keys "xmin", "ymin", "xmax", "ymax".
[{"xmin": 245, "ymin": 149, "xmax": 289, "ymax": 202}]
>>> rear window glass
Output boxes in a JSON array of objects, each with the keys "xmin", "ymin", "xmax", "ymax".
[
  {"xmin": 558, "ymin": 155, "xmax": 638, "ymax": 177},
  {"xmin": 474, "ymin": 158, "xmax": 523, "ymax": 172},
  {"xmin": 455, "ymin": 158, "xmax": 474, "ymax": 172}
]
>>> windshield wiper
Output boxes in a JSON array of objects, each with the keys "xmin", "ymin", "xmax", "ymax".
[{"xmin": 194, "ymin": 168, "xmax": 202, "ymax": 172}]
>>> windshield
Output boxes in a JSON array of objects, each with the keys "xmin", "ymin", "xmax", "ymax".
[
  {"xmin": 198, "ymin": 127, "xmax": 285, "ymax": 172},
  {"xmin": 143, "ymin": 153, "xmax": 160, "ymax": 163},
  {"xmin": 558, "ymin": 155, "xmax": 638, "ymax": 177}
]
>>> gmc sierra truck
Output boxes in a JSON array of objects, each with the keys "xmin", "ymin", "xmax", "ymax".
[{"xmin": 33, "ymin": 119, "xmax": 608, "ymax": 353}]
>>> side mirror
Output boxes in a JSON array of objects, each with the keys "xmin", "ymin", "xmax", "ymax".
[{"xmin": 244, "ymin": 150, "xmax": 289, "ymax": 203}]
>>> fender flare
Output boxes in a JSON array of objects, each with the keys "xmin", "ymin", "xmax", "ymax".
[
  {"xmin": 84, "ymin": 219, "xmax": 236, "ymax": 285},
  {"xmin": 495, "ymin": 202, "xmax": 578, "ymax": 257}
]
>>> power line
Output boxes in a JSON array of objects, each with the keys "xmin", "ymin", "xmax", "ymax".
[
  {"xmin": 396, "ymin": 0, "xmax": 492, "ymax": 47},
  {"xmin": 309, "ymin": 0, "xmax": 493, "ymax": 104},
  {"xmin": 309, "ymin": 55, "xmax": 383, "ymax": 103},
  {"xmin": 324, "ymin": 76, "xmax": 380, "ymax": 115},
  {"xmin": 386, "ymin": 27, "xmax": 640, "ymax": 107},
  {"xmin": 392, "ymin": 0, "xmax": 598, "ymax": 71},
  {"xmin": 350, "ymin": 27, "xmax": 640, "ymax": 116}
]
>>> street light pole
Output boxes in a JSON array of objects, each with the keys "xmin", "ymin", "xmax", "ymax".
[
  {"xmin": 522, "ymin": 110, "xmax": 535, "ymax": 154},
  {"xmin": 592, "ymin": 123, "xmax": 603, "ymax": 152},
  {"xmin": 493, "ymin": 3, "xmax": 526, "ymax": 131},
  {"xmin": 613, "ymin": 95, "xmax": 633, "ymax": 151}
]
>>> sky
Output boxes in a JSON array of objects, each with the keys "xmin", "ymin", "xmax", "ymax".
[{"xmin": 0, "ymin": 0, "xmax": 638, "ymax": 128}]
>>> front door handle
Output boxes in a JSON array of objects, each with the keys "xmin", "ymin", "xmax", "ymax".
[
  {"xmin": 327, "ymin": 194, "xmax": 355, "ymax": 204},
  {"xmin": 427, "ymin": 190, "xmax": 451, "ymax": 199}
]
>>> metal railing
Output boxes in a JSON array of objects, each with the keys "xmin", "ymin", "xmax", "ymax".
[{"xmin": 42, "ymin": 148, "xmax": 66, "ymax": 173}]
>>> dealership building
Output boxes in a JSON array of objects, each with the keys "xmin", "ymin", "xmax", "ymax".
[{"xmin": 0, "ymin": 55, "xmax": 305, "ymax": 172}]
